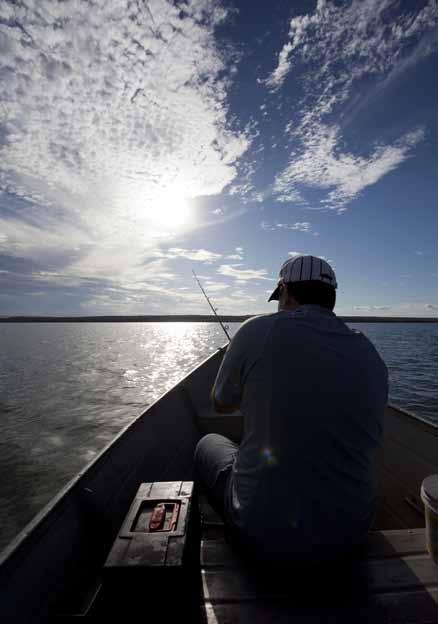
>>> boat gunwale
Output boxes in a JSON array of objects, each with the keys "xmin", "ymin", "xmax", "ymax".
[
  {"xmin": 0, "ymin": 345, "xmax": 225, "ymax": 568},
  {"xmin": 386, "ymin": 402, "xmax": 438, "ymax": 435}
]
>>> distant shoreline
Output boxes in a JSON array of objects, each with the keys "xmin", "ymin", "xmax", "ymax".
[{"xmin": 1, "ymin": 315, "xmax": 438, "ymax": 323}]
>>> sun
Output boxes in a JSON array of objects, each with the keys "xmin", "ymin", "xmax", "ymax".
[{"xmin": 148, "ymin": 189, "xmax": 192, "ymax": 228}]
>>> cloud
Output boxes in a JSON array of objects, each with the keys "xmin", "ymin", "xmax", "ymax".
[
  {"xmin": 353, "ymin": 305, "xmax": 391, "ymax": 311},
  {"xmin": 158, "ymin": 247, "xmax": 223, "ymax": 263},
  {"xmin": 266, "ymin": 0, "xmax": 436, "ymax": 211},
  {"xmin": 204, "ymin": 281, "xmax": 230, "ymax": 292},
  {"xmin": 217, "ymin": 264, "xmax": 273, "ymax": 281},
  {"xmin": 226, "ymin": 154, "xmax": 265, "ymax": 203},
  {"xmin": 265, "ymin": 40, "xmax": 296, "ymax": 91},
  {"xmin": 224, "ymin": 246, "xmax": 244, "ymax": 261},
  {"xmin": 154, "ymin": 245, "xmax": 243, "ymax": 264},
  {"xmin": 261, "ymin": 221, "xmax": 312, "ymax": 232},
  {"xmin": 274, "ymin": 188, "xmax": 305, "ymax": 204},
  {"xmin": 266, "ymin": 0, "xmax": 438, "ymax": 99},
  {"xmin": 0, "ymin": 0, "xmax": 249, "ymax": 287},
  {"xmin": 274, "ymin": 124, "xmax": 424, "ymax": 212},
  {"xmin": 335, "ymin": 302, "xmax": 438, "ymax": 317}
]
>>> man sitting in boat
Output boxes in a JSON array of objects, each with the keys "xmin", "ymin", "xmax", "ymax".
[{"xmin": 195, "ymin": 254, "xmax": 388, "ymax": 566}]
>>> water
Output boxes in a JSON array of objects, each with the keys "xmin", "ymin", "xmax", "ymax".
[
  {"xmin": 350, "ymin": 323, "xmax": 438, "ymax": 421},
  {"xmin": 0, "ymin": 321, "xmax": 437, "ymax": 551}
]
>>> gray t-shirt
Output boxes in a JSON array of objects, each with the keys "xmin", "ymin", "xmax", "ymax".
[{"xmin": 212, "ymin": 305, "xmax": 388, "ymax": 562}]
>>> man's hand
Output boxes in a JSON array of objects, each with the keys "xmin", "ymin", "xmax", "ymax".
[{"xmin": 212, "ymin": 392, "xmax": 240, "ymax": 414}]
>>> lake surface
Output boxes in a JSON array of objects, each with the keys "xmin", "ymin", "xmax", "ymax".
[{"xmin": 0, "ymin": 321, "xmax": 437, "ymax": 550}]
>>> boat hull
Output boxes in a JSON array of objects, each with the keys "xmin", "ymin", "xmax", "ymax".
[{"xmin": 1, "ymin": 344, "xmax": 437, "ymax": 618}]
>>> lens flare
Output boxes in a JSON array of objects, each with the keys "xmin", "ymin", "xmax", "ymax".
[{"xmin": 260, "ymin": 447, "xmax": 278, "ymax": 467}]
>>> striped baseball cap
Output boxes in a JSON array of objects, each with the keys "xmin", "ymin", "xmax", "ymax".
[{"xmin": 268, "ymin": 255, "xmax": 337, "ymax": 302}]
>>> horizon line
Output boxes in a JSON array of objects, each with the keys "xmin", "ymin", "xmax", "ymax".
[{"xmin": 1, "ymin": 314, "xmax": 438, "ymax": 323}]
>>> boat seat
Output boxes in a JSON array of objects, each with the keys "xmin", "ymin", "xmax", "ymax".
[{"xmin": 199, "ymin": 500, "xmax": 438, "ymax": 623}]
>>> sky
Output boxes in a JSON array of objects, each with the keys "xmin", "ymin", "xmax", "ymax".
[{"xmin": 1, "ymin": 0, "xmax": 438, "ymax": 317}]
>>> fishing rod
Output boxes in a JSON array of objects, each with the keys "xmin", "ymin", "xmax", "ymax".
[{"xmin": 192, "ymin": 270, "xmax": 231, "ymax": 342}]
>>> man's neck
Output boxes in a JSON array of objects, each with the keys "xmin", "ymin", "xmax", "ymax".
[
  {"xmin": 278, "ymin": 302, "xmax": 334, "ymax": 314},
  {"xmin": 278, "ymin": 300, "xmax": 300, "ymax": 312}
]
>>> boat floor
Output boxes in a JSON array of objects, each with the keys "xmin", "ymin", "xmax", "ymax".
[{"xmin": 199, "ymin": 499, "xmax": 438, "ymax": 623}]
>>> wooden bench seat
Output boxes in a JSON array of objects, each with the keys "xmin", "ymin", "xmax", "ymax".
[{"xmin": 199, "ymin": 502, "xmax": 438, "ymax": 623}]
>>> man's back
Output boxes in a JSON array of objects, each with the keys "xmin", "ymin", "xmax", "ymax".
[{"xmin": 213, "ymin": 305, "xmax": 388, "ymax": 563}]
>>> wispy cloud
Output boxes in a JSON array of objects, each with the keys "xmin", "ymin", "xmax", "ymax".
[
  {"xmin": 227, "ymin": 156, "xmax": 264, "ymax": 204},
  {"xmin": 204, "ymin": 281, "xmax": 230, "ymax": 293},
  {"xmin": 353, "ymin": 305, "xmax": 391, "ymax": 311},
  {"xmin": 335, "ymin": 302, "xmax": 438, "ymax": 317},
  {"xmin": 261, "ymin": 221, "xmax": 312, "ymax": 233},
  {"xmin": 0, "ymin": 0, "xmax": 249, "ymax": 285},
  {"xmin": 224, "ymin": 246, "xmax": 244, "ymax": 261},
  {"xmin": 274, "ymin": 125, "xmax": 424, "ymax": 212},
  {"xmin": 153, "ymin": 245, "xmax": 244, "ymax": 264},
  {"xmin": 266, "ymin": 0, "xmax": 437, "ymax": 212},
  {"xmin": 266, "ymin": 0, "xmax": 438, "ymax": 99},
  {"xmin": 217, "ymin": 264, "xmax": 273, "ymax": 282},
  {"xmin": 157, "ymin": 247, "xmax": 223, "ymax": 263}
]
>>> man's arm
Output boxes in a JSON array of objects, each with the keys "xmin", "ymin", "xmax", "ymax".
[{"xmin": 211, "ymin": 321, "xmax": 253, "ymax": 414}]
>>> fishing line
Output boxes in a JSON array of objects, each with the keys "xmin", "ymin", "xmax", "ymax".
[{"xmin": 192, "ymin": 270, "xmax": 231, "ymax": 342}]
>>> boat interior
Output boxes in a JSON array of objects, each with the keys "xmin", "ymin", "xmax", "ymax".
[{"xmin": 1, "ymin": 346, "xmax": 438, "ymax": 621}]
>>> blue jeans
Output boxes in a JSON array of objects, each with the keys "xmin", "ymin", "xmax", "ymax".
[
  {"xmin": 194, "ymin": 433, "xmax": 298, "ymax": 565},
  {"xmin": 194, "ymin": 433, "xmax": 238, "ymax": 519}
]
